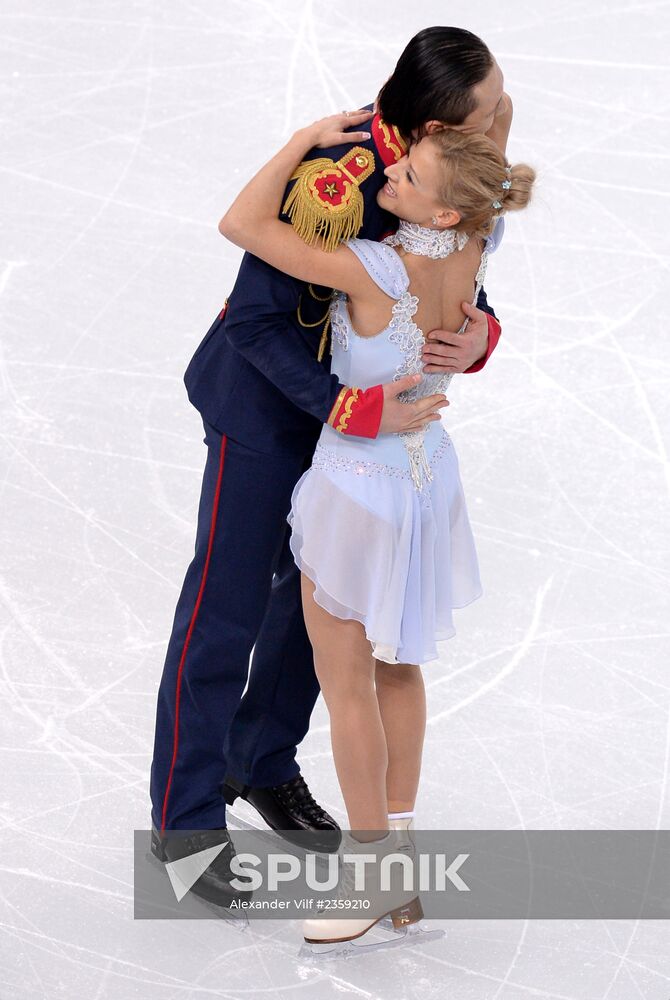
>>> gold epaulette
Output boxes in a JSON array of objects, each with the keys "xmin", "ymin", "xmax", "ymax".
[{"xmin": 282, "ymin": 146, "xmax": 375, "ymax": 253}]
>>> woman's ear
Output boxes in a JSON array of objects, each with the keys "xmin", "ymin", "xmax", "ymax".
[{"xmin": 434, "ymin": 208, "xmax": 461, "ymax": 229}]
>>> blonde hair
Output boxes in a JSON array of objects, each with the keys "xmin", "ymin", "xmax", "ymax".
[{"xmin": 427, "ymin": 130, "xmax": 536, "ymax": 238}]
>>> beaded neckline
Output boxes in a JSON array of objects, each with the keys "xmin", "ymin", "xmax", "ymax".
[{"xmin": 383, "ymin": 221, "xmax": 469, "ymax": 260}]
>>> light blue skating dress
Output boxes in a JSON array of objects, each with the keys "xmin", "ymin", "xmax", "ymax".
[{"xmin": 288, "ymin": 229, "xmax": 495, "ymax": 665}]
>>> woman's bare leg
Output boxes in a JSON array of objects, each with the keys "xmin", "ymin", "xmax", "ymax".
[
  {"xmin": 375, "ymin": 659, "xmax": 426, "ymax": 814},
  {"xmin": 300, "ymin": 573, "xmax": 388, "ymax": 836}
]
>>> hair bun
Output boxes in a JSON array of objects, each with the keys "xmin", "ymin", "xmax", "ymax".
[{"xmin": 504, "ymin": 163, "xmax": 536, "ymax": 212}]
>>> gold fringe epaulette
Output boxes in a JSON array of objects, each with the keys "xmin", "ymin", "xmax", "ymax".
[{"xmin": 282, "ymin": 146, "xmax": 375, "ymax": 253}]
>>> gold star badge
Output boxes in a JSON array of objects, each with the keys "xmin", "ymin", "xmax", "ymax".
[{"xmin": 282, "ymin": 146, "xmax": 376, "ymax": 252}]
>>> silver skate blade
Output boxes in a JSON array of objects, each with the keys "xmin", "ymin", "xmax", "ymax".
[
  {"xmin": 377, "ymin": 913, "xmax": 446, "ymax": 937},
  {"xmin": 143, "ymin": 851, "xmax": 249, "ymax": 930},
  {"xmin": 297, "ymin": 921, "xmax": 446, "ymax": 962}
]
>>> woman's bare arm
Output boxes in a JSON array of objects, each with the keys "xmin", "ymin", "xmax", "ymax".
[{"xmin": 219, "ymin": 113, "xmax": 373, "ymax": 295}]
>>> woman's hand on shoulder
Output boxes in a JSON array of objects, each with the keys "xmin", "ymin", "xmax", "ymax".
[{"xmin": 296, "ymin": 110, "xmax": 372, "ymax": 150}]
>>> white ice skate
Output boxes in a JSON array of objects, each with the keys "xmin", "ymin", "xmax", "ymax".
[{"xmin": 298, "ymin": 821, "xmax": 445, "ymax": 960}]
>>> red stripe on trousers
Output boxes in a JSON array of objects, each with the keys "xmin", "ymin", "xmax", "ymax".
[{"xmin": 160, "ymin": 434, "xmax": 228, "ymax": 835}]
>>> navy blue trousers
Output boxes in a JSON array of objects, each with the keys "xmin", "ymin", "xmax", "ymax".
[{"xmin": 149, "ymin": 420, "xmax": 320, "ymax": 832}]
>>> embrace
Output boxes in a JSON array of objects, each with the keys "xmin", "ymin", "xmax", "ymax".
[{"xmin": 148, "ymin": 26, "xmax": 535, "ymax": 950}]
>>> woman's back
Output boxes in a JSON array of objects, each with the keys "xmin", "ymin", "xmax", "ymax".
[
  {"xmin": 346, "ymin": 234, "xmax": 485, "ymax": 345},
  {"xmin": 328, "ymin": 234, "xmax": 492, "ymax": 404}
]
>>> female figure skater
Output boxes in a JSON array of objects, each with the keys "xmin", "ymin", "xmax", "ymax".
[{"xmin": 219, "ymin": 111, "xmax": 535, "ymax": 946}]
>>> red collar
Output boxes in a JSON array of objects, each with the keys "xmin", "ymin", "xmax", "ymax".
[{"xmin": 370, "ymin": 114, "xmax": 408, "ymax": 166}]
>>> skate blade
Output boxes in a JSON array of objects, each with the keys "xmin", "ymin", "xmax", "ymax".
[
  {"xmin": 377, "ymin": 913, "xmax": 446, "ymax": 936},
  {"xmin": 297, "ymin": 921, "xmax": 445, "ymax": 962},
  {"xmin": 143, "ymin": 851, "xmax": 249, "ymax": 929}
]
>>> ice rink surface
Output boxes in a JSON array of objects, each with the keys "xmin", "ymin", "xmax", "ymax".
[{"xmin": 1, "ymin": 0, "xmax": 669, "ymax": 996}]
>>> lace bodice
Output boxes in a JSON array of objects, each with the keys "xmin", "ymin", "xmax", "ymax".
[{"xmin": 327, "ymin": 231, "xmax": 496, "ymax": 489}]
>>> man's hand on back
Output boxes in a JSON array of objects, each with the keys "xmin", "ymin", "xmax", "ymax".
[{"xmin": 420, "ymin": 301, "xmax": 489, "ymax": 374}]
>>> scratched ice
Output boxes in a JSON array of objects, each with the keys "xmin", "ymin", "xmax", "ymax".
[{"xmin": 1, "ymin": 1, "xmax": 669, "ymax": 997}]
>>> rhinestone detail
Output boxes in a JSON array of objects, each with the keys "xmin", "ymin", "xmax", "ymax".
[
  {"xmin": 312, "ymin": 430, "xmax": 452, "ymax": 482},
  {"xmin": 385, "ymin": 251, "xmax": 490, "ymax": 490},
  {"xmin": 330, "ymin": 293, "xmax": 350, "ymax": 352},
  {"xmin": 388, "ymin": 291, "xmax": 422, "ymax": 390}
]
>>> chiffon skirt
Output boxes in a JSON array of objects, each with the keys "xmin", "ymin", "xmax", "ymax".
[{"xmin": 287, "ymin": 428, "xmax": 482, "ymax": 665}]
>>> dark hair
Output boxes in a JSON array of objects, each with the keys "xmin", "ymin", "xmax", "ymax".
[{"xmin": 377, "ymin": 27, "xmax": 494, "ymax": 139}]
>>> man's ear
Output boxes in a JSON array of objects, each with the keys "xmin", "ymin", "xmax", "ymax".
[
  {"xmin": 423, "ymin": 119, "xmax": 447, "ymax": 135},
  {"xmin": 486, "ymin": 92, "xmax": 513, "ymax": 154}
]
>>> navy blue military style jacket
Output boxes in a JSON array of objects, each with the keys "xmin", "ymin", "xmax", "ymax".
[{"xmin": 184, "ymin": 107, "xmax": 498, "ymax": 455}]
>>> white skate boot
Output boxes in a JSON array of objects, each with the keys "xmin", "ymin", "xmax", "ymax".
[
  {"xmin": 298, "ymin": 823, "xmax": 444, "ymax": 960},
  {"xmin": 375, "ymin": 816, "xmax": 444, "ymax": 946}
]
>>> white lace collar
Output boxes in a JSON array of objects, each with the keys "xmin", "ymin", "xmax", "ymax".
[{"xmin": 382, "ymin": 221, "xmax": 469, "ymax": 260}]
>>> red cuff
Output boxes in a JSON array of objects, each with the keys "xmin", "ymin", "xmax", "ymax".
[
  {"xmin": 327, "ymin": 385, "xmax": 383, "ymax": 438},
  {"xmin": 463, "ymin": 314, "xmax": 501, "ymax": 374}
]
